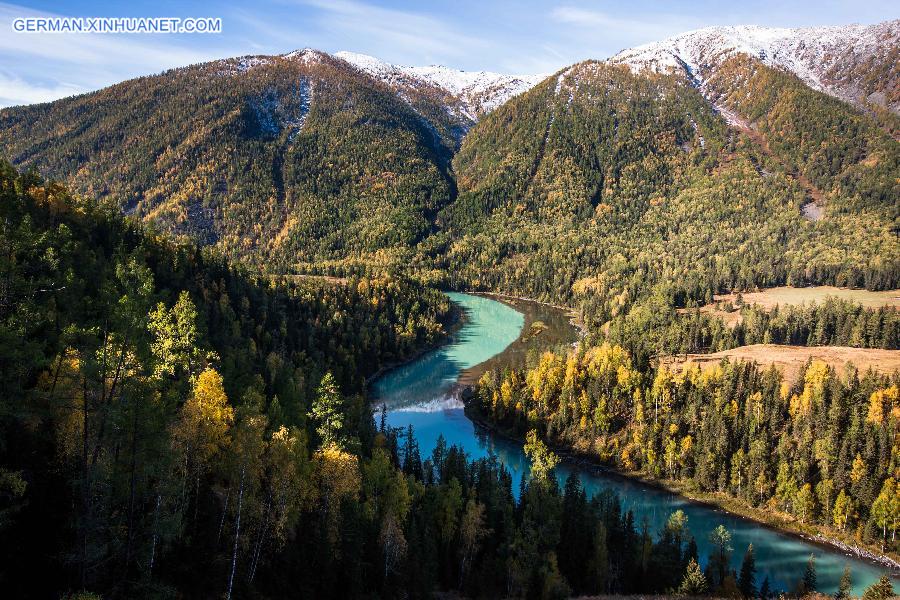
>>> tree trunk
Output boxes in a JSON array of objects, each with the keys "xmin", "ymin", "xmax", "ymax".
[
  {"xmin": 217, "ymin": 491, "xmax": 230, "ymax": 548},
  {"xmin": 80, "ymin": 376, "xmax": 91, "ymax": 590},
  {"xmin": 248, "ymin": 496, "xmax": 271, "ymax": 584},
  {"xmin": 194, "ymin": 471, "xmax": 201, "ymax": 534},
  {"xmin": 124, "ymin": 397, "xmax": 139, "ymax": 578},
  {"xmin": 149, "ymin": 493, "xmax": 161, "ymax": 579},
  {"xmin": 226, "ymin": 467, "xmax": 246, "ymax": 600}
]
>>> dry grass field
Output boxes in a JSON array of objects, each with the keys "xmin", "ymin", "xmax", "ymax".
[
  {"xmin": 662, "ymin": 344, "xmax": 900, "ymax": 384},
  {"xmin": 714, "ymin": 286, "xmax": 900, "ymax": 309},
  {"xmin": 678, "ymin": 286, "xmax": 900, "ymax": 328}
]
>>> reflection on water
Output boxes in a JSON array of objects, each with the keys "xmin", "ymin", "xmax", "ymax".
[{"xmin": 372, "ymin": 293, "xmax": 897, "ymax": 594}]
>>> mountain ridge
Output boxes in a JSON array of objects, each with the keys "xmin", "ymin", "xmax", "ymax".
[
  {"xmin": 611, "ymin": 19, "xmax": 900, "ymax": 113},
  {"xmin": 332, "ymin": 50, "xmax": 546, "ymax": 120},
  {"xmin": 205, "ymin": 47, "xmax": 545, "ymax": 123},
  {"xmin": 208, "ymin": 18, "xmax": 900, "ymax": 121},
  {"xmin": 9, "ymin": 18, "xmax": 895, "ymax": 121}
]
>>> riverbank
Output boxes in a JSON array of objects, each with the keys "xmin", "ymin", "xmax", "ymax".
[
  {"xmin": 364, "ymin": 299, "xmax": 466, "ymax": 386},
  {"xmin": 458, "ymin": 293, "xmax": 580, "ymax": 387},
  {"xmin": 470, "ymin": 290, "xmax": 587, "ymax": 339},
  {"xmin": 374, "ymin": 291, "xmax": 895, "ymax": 591},
  {"xmin": 457, "ymin": 291, "xmax": 900, "ymax": 575},
  {"xmin": 462, "ymin": 396, "xmax": 900, "ymax": 575}
]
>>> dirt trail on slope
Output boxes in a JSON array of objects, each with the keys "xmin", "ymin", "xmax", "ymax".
[{"xmin": 721, "ymin": 106, "xmax": 826, "ymax": 221}]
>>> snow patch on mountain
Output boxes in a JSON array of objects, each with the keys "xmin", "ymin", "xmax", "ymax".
[{"xmin": 219, "ymin": 55, "xmax": 272, "ymax": 76}]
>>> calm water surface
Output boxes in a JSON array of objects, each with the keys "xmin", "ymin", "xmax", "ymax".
[{"xmin": 372, "ymin": 292, "xmax": 895, "ymax": 594}]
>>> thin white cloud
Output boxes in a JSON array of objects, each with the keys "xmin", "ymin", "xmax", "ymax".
[
  {"xmin": 0, "ymin": 71, "xmax": 86, "ymax": 106},
  {"xmin": 497, "ymin": 49, "xmax": 566, "ymax": 77},
  {"xmin": 0, "ymin": 3, "xmax": 221, "ymax": 69},
  {"xmin": 550, "ymin": 6, "xmax": 702, "ymax": 45},
  {"xmin": 297, "ymin": 0, "xmax": 488, "ymax": 60},
  {"xmin": 228, "ymin": 7, "xmax": 313, "ymax": 51},
  {"xmin": 0, "ymin": 1, "xmax": 231, "ymax": 106}
]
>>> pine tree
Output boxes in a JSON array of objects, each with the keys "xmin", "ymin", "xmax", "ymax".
[
  {"xmin": 738, "ymin": 544, "xmax": 757, "ymax": 598},
  {"xmin": 834, "ymin": 565, "xmax": 852, "ymax": 600},
  {"xmin": 310, "ymin": 372, "xmax": 344, "ymax": 448},
  {"xmin": 677, "ymin": 558, "xmax": 709, "ymax": 595},
  {"xmin": 801, "ymin": 553, "xmax": 817, "ymax": 594},
  {"xmin": 862, "ymin": 575, "xmax": 895, "ymax": 600},
  {"xmin": 759, "ymin": 576, "xmax": 771, "ymax": 599}
]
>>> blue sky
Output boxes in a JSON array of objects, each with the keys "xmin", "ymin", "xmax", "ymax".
[{"xmin": 2, "ymin": 0, "xmax": 897, "ymax": 106}]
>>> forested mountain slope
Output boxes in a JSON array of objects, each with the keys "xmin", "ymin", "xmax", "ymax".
[
  {"xmin": 439, "ymin": 58, "xmax": 899, "ymax": 330},
  {"xmin": 0, "ymin": 50, "xmax": 463, "ymax": 267},
  {"xmin": 0, "ymin": 23, "xmax": 896, "ymax": 329}
]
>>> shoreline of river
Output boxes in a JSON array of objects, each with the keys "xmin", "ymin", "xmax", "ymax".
[
  {"xmin": 456, "ymin": 292, "xmax": 900, "ymax": 576},
  {"xmin": 461, "ymin": 395, "xmax": 900, "ymax": 576},
  {"xmin": 364, "ymin": 300, "xmax": 467, "ymax": 386},
  {"xmin": 468, "ymin": 290, "xmax": 587, "ymax": 339}
]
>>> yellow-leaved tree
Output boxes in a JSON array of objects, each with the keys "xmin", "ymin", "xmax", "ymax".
[
  {"xmin": 867, "ymin": 385, "xmax": 900, "ymax": 425},
  {"xmin": 524, "ymin": 429, "xmax": 560, "ymax": 483},
  {"xmin": 172, "ymin": 368, "xmax": 234, "ymax": 519},
  {"xmin": 313, "ymin": 443, "xmax": 361, "ymax": 547}
]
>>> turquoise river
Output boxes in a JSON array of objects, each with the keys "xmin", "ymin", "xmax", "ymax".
[{"xmin": 372, "ymin": 292, "xmax": 897, "ymax": 594}]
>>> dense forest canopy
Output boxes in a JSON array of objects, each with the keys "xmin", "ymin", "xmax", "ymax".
[
  {"xmin": 10, "ymin": 162, "xmax": 889, "ymax": 599},
  {"xmin": 0, "ymin": 162, "xmax": 454, "ymax": 596},
  {"xmin": 473, "ymin": 343, "xmax": 900, "ymax": 539},
  {"xmin": 0, "ymin": 52, "xmax": 462, "ymax": 264}
]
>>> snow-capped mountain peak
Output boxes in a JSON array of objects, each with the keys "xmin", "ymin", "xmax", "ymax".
[
  {"xmin": 611, "ymin": 20, "xmax": 900, "ymax": 112},
  {"xmin": 283, "ymin": 48, "xmax": 331, "ymax": 64},
  {"xmin": 333, "ymin": 51, "xmax": 545, "ymax": 119}
]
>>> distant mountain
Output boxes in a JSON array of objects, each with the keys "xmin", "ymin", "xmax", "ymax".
[
  {"xmin": 612, "ymin": 20, "xmax": 900, "ymax": 113},
  {"xmin": 217, "ymin": 48, "xmax": 543, "ymax": 128},
  {"xmin": 0, "ymin": 46, "xmax": 549, "ymax": 269},
  {"xmin": 440, "ymin": 53, "xmax": 898, "ymax": 305}
]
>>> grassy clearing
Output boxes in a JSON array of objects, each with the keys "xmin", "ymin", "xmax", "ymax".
[
  {"xmin": 716, "ymin": 286, "xmax": 900, "ymax": 309},
  {"xmin": 663, "ymin": 344, "xmax": 900, "ymax": 384},
  {"xmin": 681, "ymin": 285, "xmax": 900, "ymax": 329}
]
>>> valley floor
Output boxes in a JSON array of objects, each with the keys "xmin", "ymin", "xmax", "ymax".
[{"xmin": 713, "ymin": 286, "xmax": 900, "ymax": 311}]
